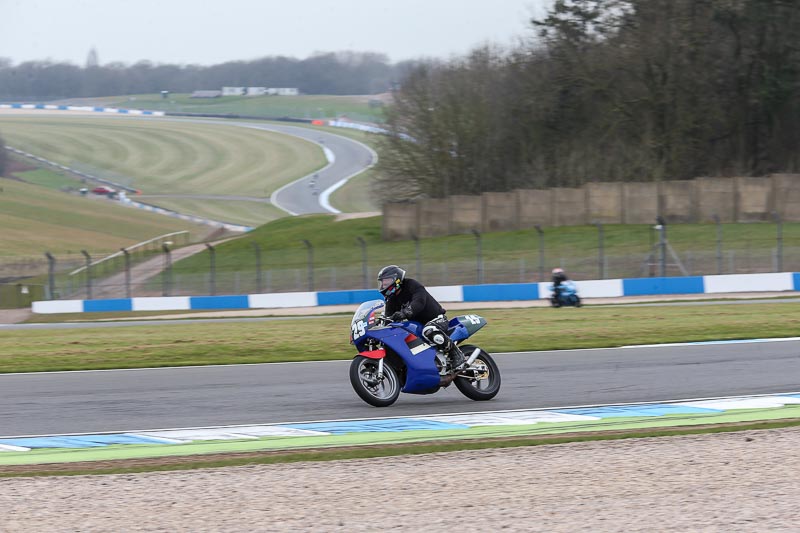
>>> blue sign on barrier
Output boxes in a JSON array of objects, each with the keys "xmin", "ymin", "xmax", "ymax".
[
  {"xmin": 317, "ymin": 289, "xmax": 381, "ymax": 306},
  {"xmin": 190, "ymin": 295, "xmax": 249, "ymax": 310},
  {"xmin": 463, "ymin": 283, "xmax": 538, "ymax": 302},
  {"xmin": 84, "ymin": 299, "xmax": 133, "ymax": 312},
  {"xmin": 623, "ymin": 276, "xmax": 704, "ymax": 296}
]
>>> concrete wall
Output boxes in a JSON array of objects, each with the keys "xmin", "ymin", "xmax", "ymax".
[
  {"xmin": 449, "ymin": 195, "xmax": 482, "ymax": 234},
  {"xmin": 382, "ymin": 174, "xmax": 800, "ymax": 240},
  {"xmin": 553, "ymin": 187, "xmax": 587, "ymax": 226},
  {"xmin": 417, "ymin": 198, "xmax": 450, "ymax": 238},
  {"xmin": 482, "ymin": 192, "xmax": 519, "ymax": 232},
  {"xmin": 659, "ymin": 180, "xmax": 694, "ymax": 223},
  {"xmin": 773, "ymin": 174, "xmax": 800, "ymax": 221},
  {"xmin": 517, "ymin": 189, "xmax": 553, "ymax": 227},
  {"xmin": 737, "ymin": 177, "xmax": 773, "ymax": 222},
  {"xmin": 694, "ymin": 177, "xmax": 736, "ymax": 222},
  {"xmin": 382, "ymin": 202, "xmax": 418, "ymax": 240},
  {"xmin": 622, "ymin": 182, "xmax": 659, "ymax": 223},
  {"xmin": 587, "ymin": 182, "xmax": 623, "ymax": 224}
]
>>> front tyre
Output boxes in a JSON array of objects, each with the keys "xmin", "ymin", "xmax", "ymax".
[
  {"xmin": 454, "ymin": 345, "xmax": 501, "ymax": 401},
  {"xmin": 349, "ymin": 356, "xmax": 401, "ymax": 407}
]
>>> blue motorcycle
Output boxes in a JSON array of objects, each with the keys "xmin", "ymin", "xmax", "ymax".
[
  {"xmin": 349, "ymin": 299, "xmax": 501, "ymax": 407},
  {"xmin": 548, "ymin": 280, "xmax": 582, "ymax": 308}
]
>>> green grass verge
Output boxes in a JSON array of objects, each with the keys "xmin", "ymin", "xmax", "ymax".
[
  {"xmin": 163, "ymin": 213, "xmax": 800, "ymax": 281},
  {"xmin": 0, "ymin": 178, "xmax": 202, "ymax": 256},
  {"xmin": 12, "ymin": 168, "xmax": 83, "ymax": 191},
  {"xmin": 6, "ymin": 302, "xmax": 800, "ymax": 373},
  {"xmin": 136, "ymin": 197, "xmax": 287, "ymax": 227}
]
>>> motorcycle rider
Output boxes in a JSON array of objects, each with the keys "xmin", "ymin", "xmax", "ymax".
[
  {"xmin": 551, "ymin": 267, "xmax": 568, "ymax": 289},
  {"xmin": 551, "ymin": 267, "xmax": 574, "ymax": 305},
  {"xmin": 377, "ymin": 265, "xmax": 465, "ymax": 370}
]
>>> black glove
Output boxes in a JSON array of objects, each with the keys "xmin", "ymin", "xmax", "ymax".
[{"xmin": 389, "ymin": 310, "xmax": 407, "ymax": 322}]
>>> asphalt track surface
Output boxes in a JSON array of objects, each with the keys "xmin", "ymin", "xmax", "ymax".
[{"xmin": 3, "ymin": 339, "xmax": 800, "ymax": 437}]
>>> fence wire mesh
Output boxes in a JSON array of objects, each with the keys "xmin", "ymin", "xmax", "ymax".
[{"xmin": 4, "ymin": 222, "xmax": 799, "ymax": 304}]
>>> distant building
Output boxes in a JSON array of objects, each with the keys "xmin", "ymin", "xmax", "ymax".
[
  {"xmin": 270, "ymin": 88, "xmax": 299, "ymax": 96},
  {"xmin": 190, "ymin": 90, "xmax": 222, "ymax": 98},
  {"xmin": 220, "ymin": 86, "xmax": 299, "ymax": 97}
]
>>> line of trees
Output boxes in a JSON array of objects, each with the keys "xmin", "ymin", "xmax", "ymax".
[
  {"xmin": 378, "ymin": 0, "xmax": 800, "ymax": 200},
  {"xmin": 0, "ymin": 51, "xmax": 417, "ymax": 99}
]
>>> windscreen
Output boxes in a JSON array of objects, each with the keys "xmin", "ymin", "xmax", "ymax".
[
  {"xmin": 351, "ymin": 300, "xmax": 385, "ymax": 327},
  {"xmin": 350, "ymin": 300, "xmax": 386, "ymax": 344}
]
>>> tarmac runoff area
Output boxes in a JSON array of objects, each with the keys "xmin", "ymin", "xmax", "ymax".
[{"xmin": 2, "ymin": 392, "xmax": 800, "ymax": 466}]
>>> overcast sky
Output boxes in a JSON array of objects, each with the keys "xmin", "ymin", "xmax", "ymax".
[{"xmin": 0, "ymin": 0, "xmax": 553, "ymax": 66}]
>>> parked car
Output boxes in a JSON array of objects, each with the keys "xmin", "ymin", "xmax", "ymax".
[{"xmin": 91, "ymin": 186, "xmax": 115, "ymax": 195}]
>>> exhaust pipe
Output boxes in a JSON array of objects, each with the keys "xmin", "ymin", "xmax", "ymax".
[{"xmin": 465, "ymin": 347, "xmax": 481, "ymax": 366}]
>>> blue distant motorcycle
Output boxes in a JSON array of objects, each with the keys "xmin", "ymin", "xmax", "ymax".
[
  {"xmin": 548, "ymin": 281, "xmax": 582, "ymax": 308},
  {"xmin": 349, "ymin": 299, "xmax": 501, "ymax": 407}
]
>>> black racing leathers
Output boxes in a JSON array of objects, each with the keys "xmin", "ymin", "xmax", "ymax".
[{"xmin": 384, "ymin": 278, "xmax": 446, "ymax": 325}]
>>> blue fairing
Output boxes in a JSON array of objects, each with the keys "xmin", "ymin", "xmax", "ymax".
[{"xmin": 365, "ymin": 324, "xmax": 440, "ymax": 394}]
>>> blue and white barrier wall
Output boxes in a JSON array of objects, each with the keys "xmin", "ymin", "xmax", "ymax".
[
  {"xmin": 0, "ymin": 103, "xmax": 165, "ymax": 116},
  {"xmin": 31, "ymin": 272, "xmax": 800, "ymax": 314}
]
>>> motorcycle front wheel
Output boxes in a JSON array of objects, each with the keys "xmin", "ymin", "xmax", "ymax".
[
  {"xmin": 349, "ymin": 355, "xmax": 401, "ymax": 407},
  {"xmin": 454, "ymin": 345, "xmax": 501, "ymax": 401}
]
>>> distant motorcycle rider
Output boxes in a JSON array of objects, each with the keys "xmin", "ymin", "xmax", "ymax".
[
  {"xmin": 377, "ymin": 265, "xmax": 465, "ymax": 369},
  {"xmin": 551, "ymin": 267, "xmax": 568, "ymax": 289}
]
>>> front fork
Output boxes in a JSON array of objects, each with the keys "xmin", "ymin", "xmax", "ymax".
[{"xmin": 376, "ymin": 358, "xmax": 385, "ymax": 381}]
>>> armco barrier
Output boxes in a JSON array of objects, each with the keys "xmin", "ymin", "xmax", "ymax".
[
  {"xmin": 30, "ymin": 272, "xmax": 800, "ymax": 314},
  {"xmin": 0, "ymin": 103, "xmax": 165, "ymax": 116}
]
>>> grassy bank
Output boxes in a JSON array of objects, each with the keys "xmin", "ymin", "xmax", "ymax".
[
  {"xmin": 165, "ymin": 213, "xmax": 800, "ymax": 284},
  {"xmin": 3, "ymin": 302, "xmax": 800, "ymax": 373},
  {"xmin": 0, "ymin": 115, "xmax": 326, "ymax": 224},
  {"xmin": 0, "ymin": 178, "xmax": 202, "ymax": 256},
  {"xmin": 98, "ymin": 93, "xmax": 387, "ymax": 123}
]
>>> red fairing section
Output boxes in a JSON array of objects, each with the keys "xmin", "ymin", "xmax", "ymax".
[{"xmin": 359, "ymin": 349, "xmax": 386, "ymax": 359}]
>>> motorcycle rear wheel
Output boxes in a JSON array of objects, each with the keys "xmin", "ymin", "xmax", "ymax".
[
  {"xmin": 349, "ymin": 355, "xmax": 401, "ymax": 407},
  {"xmin": 454, "ymin": 345, "xmax": 501, "ymax": 401}
]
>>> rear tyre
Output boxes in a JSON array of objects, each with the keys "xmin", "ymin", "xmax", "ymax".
[
  {"xmin": 454, "ymin": 345, "xmax": 501, "ymax": 401},
  {"xmin": 349, "ymin": 356, "xmax": 401, "ymax": 407}
]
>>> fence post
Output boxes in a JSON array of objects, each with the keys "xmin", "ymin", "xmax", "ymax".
[
  {"xmin": 594, "ymin": 222, "xmax": 605, "ymax": 279},
  {"xmin": 252, "ymin": 242, "xmax": 263, "ymax": 293},
  {"xmin": 534, "ymin": 225, "xmax": 544, "ymax": 281},
  {"xmin": 45, "ymin": 252, "xmax": 56, "ymax": 300},
  {"xmin": 356, "ymin": 236, "xmax": 368, "ymax": 289},
  {"xmin": 81, "ymin": 250, "xmax": 92, "ymax": 300},
  {"xmin": 712, "ymin": 214, "xmax": 722, "ymax": 274},
  {"xmin": 302, "ymin": 239, "xmax": 314, "ymax": 291},
  {"xmin": 121, "ymin": 248, "xmax": 131, "ymax": 298},
  {"xmin": 162, "ymin": 243, "xmax": 172, "ymax": 296},
  {"xmin": 773, "ymin": 211, "xmax": 783, "ymax": 272},
  {"xmin": 472, "ymin": 229, "xmax": 483, "ymax": 284},
  {"xmin": 656, "ymin": 216, "xmax": 667, "ymax": 277},
  {"xmin": 206, "ymin": 243, "xmax": 216, "ymax": 295}
]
